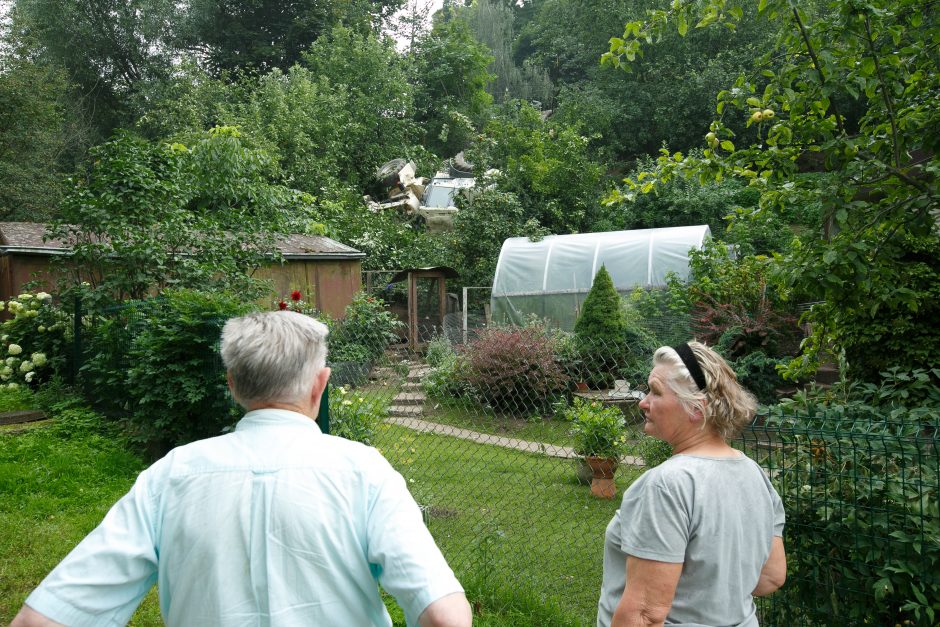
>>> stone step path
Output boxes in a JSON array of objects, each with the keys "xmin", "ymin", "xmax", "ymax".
[
  {"xmin": 377, "ymin": 361, "xmax": 645, "ymax": 464},
  {"xmin": 385, "ymin": 415, "xmax": 642, "ymax": 465},
  {"xmin": 388, "ymin": 365, "xmax": 431, "ymax": 418}
]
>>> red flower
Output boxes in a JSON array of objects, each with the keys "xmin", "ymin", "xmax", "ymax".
[
  {"xmin": 291, "ymin": 290, "xmax": 302, "ymax": 301},
  {"xmin": 278, "ymin": 301, "xmax": 288, "ymax": 310}
]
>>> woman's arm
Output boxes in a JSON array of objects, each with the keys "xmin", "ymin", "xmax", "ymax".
[
  {"xmin": 752, "ymin": 536, "xmax": 787, "ymax": 596},
  {"xmin": 611, "ymin": 556, "xmax": 683, "ymax": 627}
]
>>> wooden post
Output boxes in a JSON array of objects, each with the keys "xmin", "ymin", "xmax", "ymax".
[{"xmin": 408, "ymin": 271, "xmax": 418, "ymax": 351}]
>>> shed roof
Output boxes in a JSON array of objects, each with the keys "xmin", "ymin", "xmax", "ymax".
[
  {"xmin": 0, "ymin": 222, "xmax": 72, "ymax": 253},
  {"xmin": 0, "ymin": 222, "xmax": 364, "ymax": 260}
]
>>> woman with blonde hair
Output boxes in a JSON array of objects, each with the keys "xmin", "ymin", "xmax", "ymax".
[{"xmin": 597, "ymin": 341, "xmax": 786, "ymax": 627}]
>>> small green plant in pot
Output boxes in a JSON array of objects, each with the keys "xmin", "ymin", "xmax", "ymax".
[{"xmin": 567, "ymin": 398, "xmax": 628, "ymax": 498}]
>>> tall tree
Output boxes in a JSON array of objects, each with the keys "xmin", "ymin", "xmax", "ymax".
[
  {"xmin": 468, "ymin": 100, "xmax": 605, "ymax": 236},
  {"xmin": 463, "ymin": 0, "xmax": 553, "ymax": 107},
  {"xmin": 412, "ymin": 16, "xmax": 494, "ymax": 156},
  {"xmin": 518, "ymin": 0, "xmax": 780, "ymax": 164},
  {"xmin": 606, "ymin": 0, "xmax": 940, "ymax": 382},
  {"xmin": 180, "ymin": 0, "xmax": 404, "ymax": 75},
  {"xmin": 15, "ymin": 0, "xmax": 179, "ymax": 135},
  {"xmin": 51, "ymin": 128, "xmax": 316, "ymax": 304},
  {"xmin": 0, "ymin": 5, "xmax": 93, "ymax": 219}
]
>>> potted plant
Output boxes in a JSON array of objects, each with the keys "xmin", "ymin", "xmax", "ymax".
[{"xmin": 567, "ymin": 398, "xmax": 628, "ymax": 499}]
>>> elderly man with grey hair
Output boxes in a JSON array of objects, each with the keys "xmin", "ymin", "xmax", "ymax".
[{"xmin": 12, "ymin": 311, "xmax": 471, "ymax": 627}]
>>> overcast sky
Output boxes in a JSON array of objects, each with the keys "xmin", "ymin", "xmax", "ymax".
[{"xmin": 388, "ymin": 0, "xmax": 445, "ymax": 51}]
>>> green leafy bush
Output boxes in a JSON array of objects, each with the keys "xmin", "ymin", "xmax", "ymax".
[
  {"xmin": 758, "ymin": 376, "xmax": 940, "ymax": 625},
  {"xmin": 761, "ymin": 411, "xmax": 939, "ymax": 625},
  {"xmin": 731, "ymin": 351, "xmax": 788, "ymax": 406},
  {"xmin": 630, "ymin": 433, "xmax": 672, "ymax": 468},
  {"xmin": 422, "ymin": 336, "xmax": 472, "ymax": 401},
  {"xmin": 771, "ymin": 367, "xmax": 940, "ymax": 425},
  {"xmin": 328, "ymin": 385, "xmax": 385, "ymax": 446},
  {"xmin": 458, "ymin": 325, "xmax": 567, "ymax": 415},
  {"xmin": 0, "ymin": 382, "xmax": 36, "ymax": 411},
  {"xmin": 566, "ymin": 398, "xmax": 628, "ymax": 459},
  {"xmin": 329, "ymin": 292, "xmax": 404, "ymax": 365},
  {"xmin": 82, "ymin": 289, "xmax": 255, "ymax": 454},
  {"xmin": 625, "ymin": 284, "xmax": 692, "ymax": 348}
]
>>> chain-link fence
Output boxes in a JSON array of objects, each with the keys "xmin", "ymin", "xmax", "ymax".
[
  {"xmin": 330, "ymin": 323, "xmax": 940, "ymax": 625},
  {"xmin": 69, "ymin": 302, "xmax": 939, "ymax": 625}
]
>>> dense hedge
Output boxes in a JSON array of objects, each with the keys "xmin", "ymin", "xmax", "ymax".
[{"xmin": 82, "ymin": 289, "xmax": 255, "ymax": 455}]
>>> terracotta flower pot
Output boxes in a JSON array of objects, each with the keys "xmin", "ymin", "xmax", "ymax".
[{"xmin": 585, "ymin": 455, "xmax": 619, "ymax": 499}]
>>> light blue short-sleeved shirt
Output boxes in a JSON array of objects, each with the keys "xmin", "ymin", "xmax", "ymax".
[
  {"xmin": 25, "ymin": 408, "xmax": 463, "ymax": 626},
  {"xmin": 597, "ymin": 453, "xmax": 785, "ymax": 627}
]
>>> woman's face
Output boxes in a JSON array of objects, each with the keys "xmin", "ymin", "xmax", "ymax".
[{"xmin": 638, "ymin": 364, "xmax": 691, "ymax": 444}]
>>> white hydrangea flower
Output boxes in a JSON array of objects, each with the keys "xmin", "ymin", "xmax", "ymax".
[
  {"xmin": 36, "ymin": 292, "xmax": 52, "ymax": 301},
  {"xmin": 25, "ymin": 371, "xmax": 35, "ymax": 383},
  {"xmin": 7, "ymin": 301, "xmax": 22, "ymax": 314},
  {"xmin": 5, "ymin": 357, "xmax": 17, "ymax": 367},
  {"xmin": 19, "ymin": 361, "xmax": 33, "ymax": 373},
  {"xmin": 7, "ymin": 382, "xmax": 18, "ymax": 390},
  {"xmin": 0, "ymin": 372, "xmax": 9, "ymax": 381},
  {"xmin": 1, "ymin": 366, "xmax": 11, "ymax": 376},
  {"xmin": 26, "ymin": 310, "xmax": 39, "ymax": 318},
  {"xmin": 0, "ymin": 301, "xmax": 5, "ymax": 310},
  {"xmin": 8, "ymin": 344, "xmax": 22, "ymax": 355},
  {"xmin": 38, "ymin": 326, "xmax": 46, "ymax": 333},
  {"xmin": 18, "ymin": 293, "xmax": 33, "ymax": 301},
  {"xmin": 31, "ymin": 353, "xmax": 47, "ymax": 367}
]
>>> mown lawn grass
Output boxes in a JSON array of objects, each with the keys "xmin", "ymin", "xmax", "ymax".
[
  {"xmin": 375, "ymin": 423, "xmax": 641, "ymax": 625},
  {"xmin": 0, "ymin": 418, "xmax": 161, "ymax": 624},
  {"xmin": 1, "ymin": 390, "xmax": 641, "ymax": 626}
]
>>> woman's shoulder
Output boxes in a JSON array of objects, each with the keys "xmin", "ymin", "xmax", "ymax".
[{"xmin": 638, "ymin": 456, "xmax": 698, "ymax": 490}]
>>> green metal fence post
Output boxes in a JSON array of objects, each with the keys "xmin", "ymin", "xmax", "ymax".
[
  {"xmin": 317, "ymin": 384, "xmax": 330, "ymax": 435},
  {"xmin": 71, "ymin": 295, "xmax": 82, "ymax": 385}
]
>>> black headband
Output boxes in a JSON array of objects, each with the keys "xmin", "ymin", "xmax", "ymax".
[{"xmin": 673, "ymin": 343, "xmax": 707, "ymax": 391}]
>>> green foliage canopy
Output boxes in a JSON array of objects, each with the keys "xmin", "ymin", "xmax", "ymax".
[
  {"xmin": 605, "ymin": 0, "xmax": 940, "ymax": 382},
  {"xmin": 51, "ymin": 127, "xmax": 316, "ymax": 304}
]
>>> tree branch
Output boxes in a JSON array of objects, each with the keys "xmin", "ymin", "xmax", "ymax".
[
  {"xmin": 864, "ymin": 16, "xmax": 901, "ymax": 170},
  {"xmin": 788, "ymin": 2, "xmax": 845, "ymax": 136}
]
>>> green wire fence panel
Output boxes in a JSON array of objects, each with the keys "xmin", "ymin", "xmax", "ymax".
[{"xmin": 71, "ymin": 302, "xmax": 940, "ymax": 626}]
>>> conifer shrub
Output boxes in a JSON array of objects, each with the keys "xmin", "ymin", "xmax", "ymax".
[{"xmin": 574, "ymin": 266, "xmax": 631, "ymax": 389}]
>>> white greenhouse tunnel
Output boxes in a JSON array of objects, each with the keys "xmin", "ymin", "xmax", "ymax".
[{"xmin": 490, "ymin": 225, "xmax": 711, "ymax": 330}]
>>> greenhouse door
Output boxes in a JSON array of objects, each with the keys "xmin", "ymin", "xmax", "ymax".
[{"xmin": 407, "ymin": 270, "xmax": 448, "ymax": 350}]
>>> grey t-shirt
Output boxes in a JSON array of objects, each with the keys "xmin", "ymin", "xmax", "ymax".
[{"xmin": 597, "ymin": 453, "xmax": 785, "ymax": 627}]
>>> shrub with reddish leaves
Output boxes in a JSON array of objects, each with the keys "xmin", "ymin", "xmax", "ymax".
[
  {"xmin": 459, "ymin": 326, "xmax": 567, "ymax": 414},
  {"xmin": 691, "ymin": 294, "xmax": 802, "ymax": 359}
]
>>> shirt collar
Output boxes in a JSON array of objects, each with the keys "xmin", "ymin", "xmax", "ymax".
[{"xmin": 235, "ymin": 408, "xmax": 323, "ymax": 434}]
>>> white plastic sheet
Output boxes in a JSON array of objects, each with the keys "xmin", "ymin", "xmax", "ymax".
[{"xmin": 491, "ymin": 225, "xmax": 710, "ymax": 329}]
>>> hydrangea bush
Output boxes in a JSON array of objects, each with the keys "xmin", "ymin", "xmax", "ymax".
[{"xmin": 0, "ymin": 292, "xmax": 70, "ymax": 387}]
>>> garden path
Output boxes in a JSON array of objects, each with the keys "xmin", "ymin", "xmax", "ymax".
[
  {"xmin": 379, "ymin": 360, "xmax": 643, "ymax": 465},
  {"xmin": 385, "ymin": 415, "xmax": 641, "ymax": 465}
]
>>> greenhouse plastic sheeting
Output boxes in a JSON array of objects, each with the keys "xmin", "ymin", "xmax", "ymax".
[{"xmin": 491, "ymin": 225, "xmax": 710, "ymax": 329}]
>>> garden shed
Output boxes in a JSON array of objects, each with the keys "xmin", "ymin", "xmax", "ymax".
[
  {"xmin": 491, "ymin": 225, "xmax": 711, "ymax": 330},
  {"xmin": 0, "ymin": 222, "xmax": 365, "ymax": 319}
]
